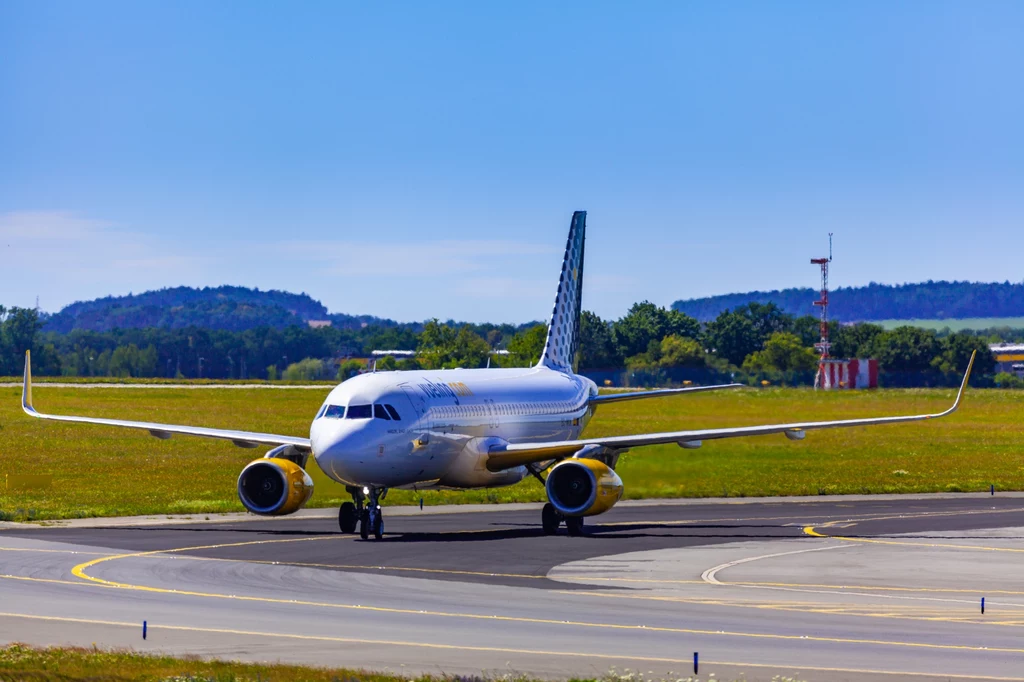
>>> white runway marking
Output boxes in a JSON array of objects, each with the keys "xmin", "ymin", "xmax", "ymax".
[{"xmin": 700, "ymin": 542, "xmax": 852, "ymax": 584}]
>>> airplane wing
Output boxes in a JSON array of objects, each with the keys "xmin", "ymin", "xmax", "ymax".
[
  {"xmin": 589, "ymin": 383, "xmax": 743, "ymax": 404},
  {"xmin": 487, "ymin": 351, "xmax": 975, "ymax": 472},
  {"xmin": 20, "ymin": 351, "xmax": 312, "ymax": 450}
]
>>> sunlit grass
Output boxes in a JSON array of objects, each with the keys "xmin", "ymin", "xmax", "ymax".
[
  {"xmin": 0, "ymin": 644, "xmax": 499, "ymax": 682},
  {"xmin": 1, "ymin": 384, "xmax": 1021, "ymax": 520},
  {"xmin": 875, "ymin": 317, "xmax": 1024, "ymax": 331},
  {"xmin": 0, "ymin": 643, "xmax": 794, "ymax": 682}
]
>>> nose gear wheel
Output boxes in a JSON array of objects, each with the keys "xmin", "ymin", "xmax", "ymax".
[{"xmin": 355, "ymin": 486, "xmax": 386, "ymax": 540}]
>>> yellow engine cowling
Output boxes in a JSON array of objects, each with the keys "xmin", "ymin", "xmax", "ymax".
[
  {"xmin": 237, "ymin": 458, "xmax": 314, "ymax": 516},
  {"xmin": 545, "ymin": 458, "xmax": 623, "ymax": 517}
]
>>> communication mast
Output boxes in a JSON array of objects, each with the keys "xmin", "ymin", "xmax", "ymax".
[{"xmin": 811, "ymin": 234, "xmax": 833, "ymax": 360}]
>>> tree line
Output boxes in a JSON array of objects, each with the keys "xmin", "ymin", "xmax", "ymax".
[
  {"xmin": 674, "ymin": 280, "xmax": 1024, "ymax": 323},
  {"xmin": 578, "ymin": 301, "xmax": 994, "ymax": 386},
  {"xmin": 0, "ymin": 302, "xmax": 1004, "ymax": 386},
  {"xmin": 0, "ymin": 306, "xmax": 534, "ymax": 380}
]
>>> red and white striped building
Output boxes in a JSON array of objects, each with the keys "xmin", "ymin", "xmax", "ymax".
[{"xmin": 816, "ymin": 358, "xmax": 879, "ymax": 389}]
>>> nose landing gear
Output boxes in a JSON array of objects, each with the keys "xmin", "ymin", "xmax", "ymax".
[{"xmin": 339, "ymin": 486, "xmax": 386, "ymax": 539}]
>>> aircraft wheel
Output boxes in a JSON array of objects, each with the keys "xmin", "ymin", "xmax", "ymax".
[
  {"xmin": 565, "ymin": 516, "xmax": 585, "ymax": 537},
  {"xmin": 359, "ymin": 508, "xmax": 370, "ymax": 540},
  {"xmin": 541, "ymin": 503, "xmax": 561, "ymax": 535},
  {"xmin": 338, "ymin": 502, "xmax": 358, "ymax": 534},
  {"xmin": 373, "ymin": 511, "xmax": 384, "ymax": 540}
]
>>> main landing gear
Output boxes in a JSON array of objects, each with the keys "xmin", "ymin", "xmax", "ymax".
[
  {"xmin": 339, "ymin": 486, "xmax": 386, "ymax": 540},
  {"xmin": 541, "ymin": 502, "xmax": 585, "ymax": 537}
]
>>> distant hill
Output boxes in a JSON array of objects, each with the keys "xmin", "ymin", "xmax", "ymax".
[
  {"xmin": 43, "ymin": 286, "xmax": 393, "ymax": 333},
  {"xmin": 672, "ymin": 281, "xmax": 1024, "ymax": 323}
]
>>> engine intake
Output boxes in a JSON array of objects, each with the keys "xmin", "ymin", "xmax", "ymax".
[
  {"xmin": 237, "ymin": 458, "xmax": 313, "ymax": 516},
  {"xmin": 545, "ymin": 458, "xmax": 623, "ymax": 517}
]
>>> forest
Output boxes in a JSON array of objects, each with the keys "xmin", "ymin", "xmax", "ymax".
[
  {"xmin": 0, "ymin": 300, "xmax": 1006, "ymax": 388},
  {"xmin": 673, "ymin": 280, "xmax": 1024, "ymax": 322}
]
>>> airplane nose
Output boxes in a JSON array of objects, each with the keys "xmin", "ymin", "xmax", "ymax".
[
  {"xmin": 310, "ymin": 418, "xmax": 340, "ymax": 455},
  {"xmin": 310, "ymin": 419, "xmax": 370, "ymax": 485}
]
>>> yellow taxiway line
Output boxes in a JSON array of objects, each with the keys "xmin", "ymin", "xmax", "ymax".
[
  {"xmin": 51, "ymin": 538, "xmax": 1024, "ymax": 656},
  {"xmin": 804, "ymin": 524, "xmax": 1024, "ymax": 553}
]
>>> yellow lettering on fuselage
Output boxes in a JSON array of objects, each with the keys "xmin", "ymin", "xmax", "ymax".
[{"xmin": 447, "ymin": 381, "xmax": 473, "ymax": 396}]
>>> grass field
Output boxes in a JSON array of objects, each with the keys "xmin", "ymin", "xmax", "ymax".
[
  {"xmin": 0, "ymin": 644, "xmax": 771, "ymax": 682},
  {"xmin": 875, "ymin": 317, "xmax": 1024, "ymax": 331},
  {"xmin": 1, "ymin": 383, "xmax": 1023, "ymax": 521},
  {"xmin": 0, "ymin": 644, "xmax": 396, "ymax": 682},
  {"xmin": 0, "ymin": 376, "xmax": 336, "ymax": 385}
]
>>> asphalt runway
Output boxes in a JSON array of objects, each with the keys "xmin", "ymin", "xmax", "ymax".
[{"xmin": 3, "ymin": 495, "xmax": 1024, "ymax": 681}]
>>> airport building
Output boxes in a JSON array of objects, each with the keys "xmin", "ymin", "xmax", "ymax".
[{"xmin": 989, "ymin": 343, "xmax": 1024, "ymax": 376}]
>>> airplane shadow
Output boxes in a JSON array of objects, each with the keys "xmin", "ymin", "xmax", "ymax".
[
  {"xmin": 380, "ymin": 523, "xmax": 799, "ymax": 543},
  {"xmin": 72, "ymin": 520, "xmax": 802, "ymax": 544},
  {"xmin": 60, "ymin": 517, "xmax": 813, "ymax": 546},
  {"xmin": 81, "ymin": 525, "xmax": 336, "ymax": 537}
]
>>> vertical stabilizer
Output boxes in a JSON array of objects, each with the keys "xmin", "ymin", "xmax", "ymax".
[{"xmin": 538, "ymin": 211, "xmax": 586, "ymax": 372}]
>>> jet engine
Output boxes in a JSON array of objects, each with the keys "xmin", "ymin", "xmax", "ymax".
[
  {"xmin": 237, "ymin": 457, "xmax": 313, "ymax": 516},
  {"xmin": 545, "ymin": 458, "xmax": 623, "ymax": 517}
]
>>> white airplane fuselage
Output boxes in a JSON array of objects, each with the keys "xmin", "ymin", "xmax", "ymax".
[{"xmin": 310, "ymin": 366, "xmax": 598, "ymax": 490}]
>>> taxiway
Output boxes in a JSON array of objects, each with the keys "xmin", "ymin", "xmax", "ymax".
[{"xmin": 3, "ymin": 495, "xmax": 1024, "ymax": 681}]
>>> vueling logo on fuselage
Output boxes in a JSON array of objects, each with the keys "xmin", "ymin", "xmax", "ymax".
[{"xmin": 417, "ymin": 379, "xmax": 473, "ymax": 404}]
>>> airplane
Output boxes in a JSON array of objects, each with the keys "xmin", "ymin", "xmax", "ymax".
[{"xmin": 20, "ymin": 211, "xmax": 975, "ymax": 540}]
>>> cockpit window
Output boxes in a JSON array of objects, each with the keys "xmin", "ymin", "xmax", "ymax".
[
  {"xmin": 373, "ymin": 404, "xmax": 392, "ymax": 420},
  {"xmin": 384, "ymin": 404, "xmax": 401, "ymax": 421},
  {"xmin": 323, "ymin": 405, "xmax": 345, "ymax": 419},
  {"xmin": 346, "ymin": 404, "xmax": 372, "ymax": 419},
  {"xmin": 316, "ymin": 404, "xmax": 328, "ymax": 419}
]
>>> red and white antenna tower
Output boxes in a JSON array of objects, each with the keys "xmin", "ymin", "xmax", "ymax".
[{"xmin": 811, "ymin": 233, "xmax": 833, "ymax": 361}]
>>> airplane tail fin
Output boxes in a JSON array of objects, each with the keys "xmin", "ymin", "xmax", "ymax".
[{"xmin": 538, "ymin": 211, "xmax": 586, "ymax": 373}]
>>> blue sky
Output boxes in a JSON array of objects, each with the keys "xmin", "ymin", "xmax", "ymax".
[{"xmin": 2, "ymin": 1, "xmax": 1022, "ymax": 323}]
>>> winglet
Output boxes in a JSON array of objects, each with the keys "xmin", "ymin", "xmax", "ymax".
[
  {"xmin": 949, "ymin": 349, "xmax": 976, "ymax": 414},
  {"xmin": 22, "ymin": 350, "xmax": 35, "ymax": 416},
  {"xmin": 935, "ymin": 349, "xmax": 975, "ymax": 418}
]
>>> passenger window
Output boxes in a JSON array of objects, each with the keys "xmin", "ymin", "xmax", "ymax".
[
  {"xmin": 384, "ymin": 404, "xmax": 401, "ymax": 420},
  {"xmin": 347, "ymin": 404, "xmax": 372, "ymax": 419},
  {"xmin": 374, "ymin": 404, "xmax": 392, "ymax": 420},
  {"xmin": 324, "ymin": 405, "xmax": 345, "ymax": 419}
]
